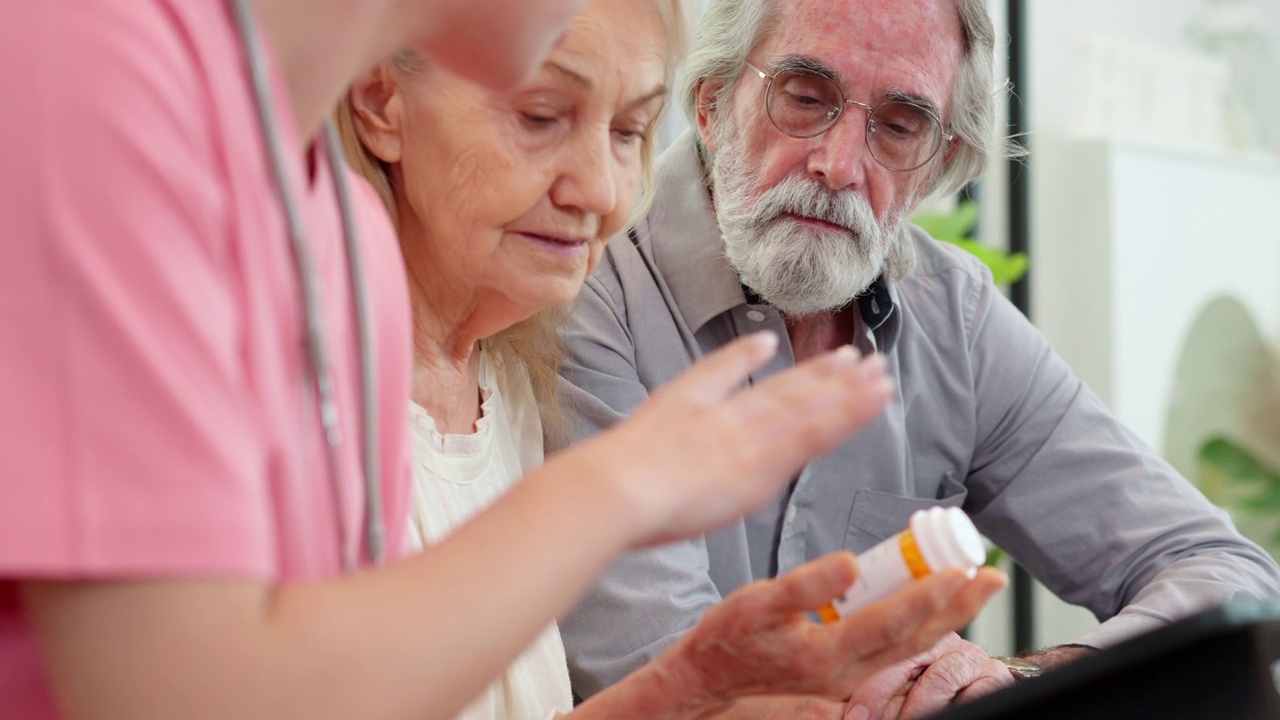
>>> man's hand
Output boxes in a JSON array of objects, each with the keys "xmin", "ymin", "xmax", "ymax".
[
  {"xmin": 706, "ymin": 695, "xmax": 847, "ymax": 720},
  {"xmin": 843, "ymin": 632, "xmax": 1012, "ymax": 720}
]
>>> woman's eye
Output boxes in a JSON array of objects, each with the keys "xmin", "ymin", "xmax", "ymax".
[
  {"xmin": 519, "ymin": 110, "xmax": 561, "ymax": 128},
  {"xmin": 612, "ymin": 128, "xmax": 644, "ymax": 146}
]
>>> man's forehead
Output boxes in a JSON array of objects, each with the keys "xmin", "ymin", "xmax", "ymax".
[
  {"xmin": 771, "ymin": 0, "xmax": 960, "ymax": 37},
  {"xmin": 756, "ymin": 0, "xmax": 962, "ymax": 108}
]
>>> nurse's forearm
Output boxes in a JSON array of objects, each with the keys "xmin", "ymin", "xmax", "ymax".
[
  {"xmin": 21, "ymin": 457, "xmax": 641, "ymax": 720},
  {"xmin": 276, "ymin": 453, "xmax": 646, "ymax": 720}
]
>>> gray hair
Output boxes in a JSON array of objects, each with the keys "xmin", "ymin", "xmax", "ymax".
[{"xmin": 679, "ymin": 0, "xmax": 1018, "ymax": 198}]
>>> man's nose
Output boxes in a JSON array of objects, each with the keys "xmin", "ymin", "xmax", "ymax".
[{"xmin": 805, "ymin": 104, "xmax": 872, "ymax": 192}]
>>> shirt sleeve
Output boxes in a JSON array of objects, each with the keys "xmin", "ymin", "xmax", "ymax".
[
  {"xmin": 959, "ymin": 269, "xmax": 1280, "ymax": 648},
  {"xmin": 555, "ymin": 254, "xmax": 723, "ymax": 698},
  {"xmin": 0, "ymin": 3, "xmax": 273, "ymax": 578}
]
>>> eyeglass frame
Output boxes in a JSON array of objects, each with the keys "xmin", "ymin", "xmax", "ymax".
[{"xmin": 744, "ymin": 62, "xmax": 956, "ymax": 172}]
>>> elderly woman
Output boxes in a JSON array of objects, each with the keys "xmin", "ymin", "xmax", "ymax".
[{"xmin": 339, "ymin": 0, "xmax": 1006, "ymax": 718}]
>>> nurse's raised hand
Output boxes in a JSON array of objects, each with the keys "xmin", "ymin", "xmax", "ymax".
[{"xmin": 561, "ymin": 332, "xmax": 894, "ymax": 549}]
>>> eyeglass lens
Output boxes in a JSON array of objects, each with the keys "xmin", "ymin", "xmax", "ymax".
[{"xmin": 766, "ymin": 70, "xmax": 943, "ymax": 171}]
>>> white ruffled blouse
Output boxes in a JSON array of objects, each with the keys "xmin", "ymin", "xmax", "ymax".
[{"xmin": 407, "ymin": 348, "xmax": 572, "ymax": 720}]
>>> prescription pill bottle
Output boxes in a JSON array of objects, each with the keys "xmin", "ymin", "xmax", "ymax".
[{"xmin": 819, "ymin": 506, "xmax": 984, "ymax": 622}]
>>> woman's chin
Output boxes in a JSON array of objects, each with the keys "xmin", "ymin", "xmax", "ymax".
[
  {"xmin": 530, "ymin": 282, "xmax": 582, "ymax": 311},
  {"xmin": 500, "ymin": 278, "xmax": 583, "ymax": 316}
]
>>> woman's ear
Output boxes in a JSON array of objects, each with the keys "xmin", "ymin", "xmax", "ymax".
[
  {"xmin": 349, "ymin": 62, "xmax": 406, "ymax": 164},
  {"xmin": 695, "ymin": 78, "xmax": 724, "ymax": 153}
]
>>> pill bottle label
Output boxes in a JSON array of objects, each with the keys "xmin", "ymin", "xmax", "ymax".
[{"xmin": 829, "ymin": 529, "xmax": 931, "ymax": 618}]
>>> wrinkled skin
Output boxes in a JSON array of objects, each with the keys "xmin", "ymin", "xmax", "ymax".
[{"xmin": 647, "ymin": 553, "xmax": 1007, "ymax": 716}]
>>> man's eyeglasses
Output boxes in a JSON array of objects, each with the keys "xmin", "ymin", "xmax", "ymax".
[{"xmin": 745, "ymin": 62, "xmax": 954, "ymax": 172}]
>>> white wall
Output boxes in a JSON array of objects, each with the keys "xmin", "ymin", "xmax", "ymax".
[
  {"xmin": 1027, "ymin": 0, "xmax": 1280, "ymax": 137},
  {"xmin": 1014, "ymin": 0, "xmax": 1280, "ymax": 655}
]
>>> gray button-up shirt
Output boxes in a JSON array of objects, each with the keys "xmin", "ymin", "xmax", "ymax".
[{"xmin": 557, "ymin": 131, "xmax": 1280, "ymax": 697}]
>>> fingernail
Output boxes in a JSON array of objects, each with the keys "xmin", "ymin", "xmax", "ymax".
[
  {"xmin": 942, "ymin": 570, "xmax": 969, "ymax": 592},
  {"xmin": 828, "ymin": 553, "xmax": 856, "ymax": 584},
  {"xmin": 845, "ymin": 704, "xmax": 870, "ymax": 720},
  {"xmin": 875, "ymin": 376, "xmax": 896, "ymax": 397},
  {"xmin": 860, "ymin": 353, "xmax": 887, "ymax": 376},
  {"xmin": 832, "ymin": 345, "xmax": 861, "ymax": 367},
  {"xmin": 753, "ymin": 330, "xmax": 779, "ymax": 352}
]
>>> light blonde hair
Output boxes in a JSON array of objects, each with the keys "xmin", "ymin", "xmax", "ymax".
[{"xmin": 336, "ymin": 0, "xmax": 688, "ymax": 447}]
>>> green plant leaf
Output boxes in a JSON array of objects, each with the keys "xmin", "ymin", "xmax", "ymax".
[
  {"xmin": 985, "ymin": 547, "xmax": 1007, "ymax": 567},
  {"xmin": 1241, "ymin": 489, "xmax": 1280, "ymax": 512},
  {"xmin": 941, "ymin": 239, "xmax": 1029, "ymax": 284},
  {"xmin": 914, "ymin": 200, "xmax": 980, "ymax": 240},
  {"xmin": 1200, "ymin": 436, "xmax": 1280, "ymax": 487},
  {"xmin": 912, "ymin": 200, "xmax": 1028, "ymax": 285},
  {"xmin": 1199, "ymin": 436, "xmax": 1280, "ymax": 523}
]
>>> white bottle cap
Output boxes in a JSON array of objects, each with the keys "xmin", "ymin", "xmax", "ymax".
[{"xmin": 910, "ymin": 506, "xmax": 985, "ymax": 577}]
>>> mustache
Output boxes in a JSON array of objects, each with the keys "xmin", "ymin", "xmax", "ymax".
[{"xmin": 745, "ymin": 175, "xmax": 877, "ymax": 236}]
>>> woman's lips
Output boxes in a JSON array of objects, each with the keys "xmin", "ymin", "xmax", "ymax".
[{"xmin": 515, "ymin": 231, "xmax": 590, "ymax": 259}]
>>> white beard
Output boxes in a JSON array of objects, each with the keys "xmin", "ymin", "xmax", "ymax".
[{"xmin": 710, "ymin": 127, "xmax": 906, "ymax": 316}]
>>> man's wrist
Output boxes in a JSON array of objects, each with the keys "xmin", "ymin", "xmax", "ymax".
[
  {"xmin": 993, "ymin": 644, "xmax": 1099, "ymax": 681},
  {"xmin": 992, "ymin": 655, "xmax": 1043, "ymax": 681},
  {"xmin": 1019, "ymin": 644, "xmax": 1100, "ymax": 673}
]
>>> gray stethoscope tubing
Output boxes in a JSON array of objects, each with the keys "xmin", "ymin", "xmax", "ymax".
[{"xmin": 229, "ymin": 0, "xmax": 384, "ymax": 570}]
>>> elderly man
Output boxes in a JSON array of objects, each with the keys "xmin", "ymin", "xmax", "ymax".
[{"xmin": 555, "ymin": 0, "xmax": 1280, "ymax": 717}]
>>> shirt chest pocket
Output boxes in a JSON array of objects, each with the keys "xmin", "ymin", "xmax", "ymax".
[{"xmin": 842, "ymin": 472, "xmax": 968, "ymax": 553}]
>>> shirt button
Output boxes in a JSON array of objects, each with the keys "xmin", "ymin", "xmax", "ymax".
[{"xmin": 746, "ymin": 310, "xmax": 766, "ymax": 322}]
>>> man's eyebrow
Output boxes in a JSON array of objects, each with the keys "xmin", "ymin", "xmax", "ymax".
[
  {"xmin": 883, "ymin": 89, "xmax": 944, "ymax": 118},
  {"xmin": 771, "ymin": 54, "xmax": 841, "ymax": 83},
  {"xmin": 770, "ymin": 54, "xmax": 946, "ymax": 119}
]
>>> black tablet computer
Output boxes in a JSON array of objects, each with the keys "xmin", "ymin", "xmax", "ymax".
[{"xmin": 932, "ymin": 599, "xmax": 1280, "ymax": 720}]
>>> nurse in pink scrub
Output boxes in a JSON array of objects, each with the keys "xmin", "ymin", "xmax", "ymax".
[{"xmin": 0, "ymin": 1, "xmax": 1003, "ymax": 719}]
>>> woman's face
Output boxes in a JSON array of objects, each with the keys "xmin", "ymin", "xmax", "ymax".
[{"xmin": 388, "ymin": 0, "xmax": 669, "ymax": 322}]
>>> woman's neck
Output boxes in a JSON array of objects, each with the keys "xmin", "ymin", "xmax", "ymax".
[
  {"xmin": 248, "ymin": 0, "xmax": 432, "ymax": 141},
  {"xmin": 412, "ymin": 341, "xmax": 483, "ymax": 435},
  {"xmin": 407, "ymin": 284, "xmax": 498, "ymax": 434}
]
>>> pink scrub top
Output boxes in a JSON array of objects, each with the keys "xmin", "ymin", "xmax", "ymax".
[{"xmin": 0, "ymin": 1, "xmax": 414, "ymax": 716}]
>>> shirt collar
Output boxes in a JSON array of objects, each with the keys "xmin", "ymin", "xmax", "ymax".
[
  {"xmin": 640, "ymin": 131, "xmax": 747, "ymax": 334},
  {"xmin": 739, "ymin": 278, "xmax": 895, "ymax": 332},
  {"xmin": 641, "ymin": 130, "xmax": 900, "ymax": 345}
]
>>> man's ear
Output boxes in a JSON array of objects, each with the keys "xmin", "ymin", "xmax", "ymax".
[
  {"xmin": 941, "ymin": 136, "xmax": 961, "ymax": 166},
  {"xmin": 348, "ymin": 62, "xmax": 406, "ymax": 164},
  {"xmin": 695, "ymin": 78, "xmax": 725, "ymax": 153}
]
